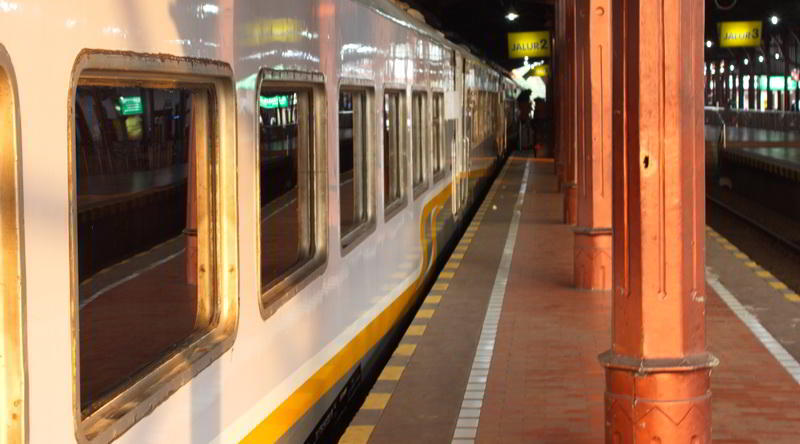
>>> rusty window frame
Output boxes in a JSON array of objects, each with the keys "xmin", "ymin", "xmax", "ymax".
[
  {"xmin": 0, "ymin": 43, "xmax": 25, "ymax": 444},
  {"xmin": 67, "ymin": 50, "xmax": 239, "ymax": 444}
]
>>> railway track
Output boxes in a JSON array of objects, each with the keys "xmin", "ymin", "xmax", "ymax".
[
  {"xmin": 706, "ymin": 196, "xmax": 800, "ymax": 256},
  {"xmin": 707, "ymin": 194, "xmax": 800, "ymax": 296}
]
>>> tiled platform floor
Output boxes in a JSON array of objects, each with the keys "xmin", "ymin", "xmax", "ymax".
[{"xmin": 341, "ymin": 153, "xmax": 800, "ymax": 443}]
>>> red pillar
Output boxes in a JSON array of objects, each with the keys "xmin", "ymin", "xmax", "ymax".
[
  {"xmin": 563, "ymin": 0, "xmax": 578, "ymax": 225},
  {"xmin": 599, "ymin": 0, "xmax": 718, "ymax": 442},
  {"xmin": 553, "ymin": 0, "xmax": 564, "ymax": 187},
  {"xmin": 574, "ymin": 0, "xmax": 612, "ymax": 290},
  {"xmin": 555, "ymin": 0, "xmax": 569, "ymax": 190}
]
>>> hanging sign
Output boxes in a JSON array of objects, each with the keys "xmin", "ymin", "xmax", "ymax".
[
  {"xmin": 508, "ymin": 31, "xmax": 551, "ymax": 59},
  {"xmin": 718, "ymin": 21, "xmax": 762, "ymax": 48},
  {"xmin": 531, "ymin": 64, "xmax": 550, "ymax": 77}
]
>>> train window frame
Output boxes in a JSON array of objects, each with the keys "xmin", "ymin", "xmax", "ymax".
[
  {"xmin": 431, "ymin": 90, "xmax": 447, "ymax": 183},
  {"xmin": 256, "ymin": 69, "xmax": 328, "ymax": 319},
  {"xmin": 411, "ymin": 89, "xmax": 429, "ymax": 199},
  {"xmin": 67, "ymin": 51, "xmax": 239, "ymax": 443},
  {"xmin": 0, "ymin": 44, "xmax": 25, "ymax": 444},
  {"xmin": 338, "ymin": 79, "xmax": 376, "ymax": 256},
  {"xmin": 382, "ymin": 87, "xmax": 408, "ymax": 221}
]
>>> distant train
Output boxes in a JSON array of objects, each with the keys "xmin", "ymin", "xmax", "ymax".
[{"xmin": 0, "ymin": 1, "xmax": 519, "ymax": 442}]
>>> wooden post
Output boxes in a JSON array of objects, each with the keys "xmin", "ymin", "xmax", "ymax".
[
  {"xmin": 599, "ymin": 0, "xmax": 718, "ymax": 441},
  {"xmin": 563, "ymin": 0, "xmax": 578, "ymax": 225},
  {"xmin": 574, "ymin": 0, "xmax": 612, "ymax": 290}
]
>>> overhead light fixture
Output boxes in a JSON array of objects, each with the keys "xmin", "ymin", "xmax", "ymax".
[
  {"xmin": 706, "ymin": 40, "xmax": 713, "ymax": 48},
  {"xmin": 770, "ymin": 15, "xmax": 779, "ymax": 25},
  {"xmin": 506, "ymin": 10, "xmax": 519, "ymax": 21},
  {"xmin": 775, "ymin": 52, "xmax": 781, "ymax": 60},
  {"xmin": 730, "ymin": 64, "xmax": 735, "ymax": 71},
  {"xmin": 758, "ymin": 55, "xmax": 765, "ymax": 63},
  {"xmin": 744, "ymin": 58, "xmax": 749, "ymax": 65}
]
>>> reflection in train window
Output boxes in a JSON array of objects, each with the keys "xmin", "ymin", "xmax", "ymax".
[
  {"xmin": 432, "ymin": 93, "xmax": 445, "ymax": 177},
  {"xmin": 383, "ymin": 90, "xmax": 405, "ymax": 211},
  {"xmin": 75, "ymin": 84, "xmax": 215, "ymax": 414},
  {"xmin": 258, "ymin": 88, "xmax": 314, "ymax": 289},
  {"xmin": 339, "ymin": 89, "xmax": 372, "ymax": 245},
  {"xmin": 411, "ymin": 92, "xmax": 427, "ymax": 193}
]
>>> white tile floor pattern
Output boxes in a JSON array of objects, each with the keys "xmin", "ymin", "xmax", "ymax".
[{"xmin": 451, "ymin": 161, "xmax": 530, "ymax": 444}]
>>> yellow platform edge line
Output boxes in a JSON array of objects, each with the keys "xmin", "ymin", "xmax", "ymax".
[
  {"xmin": 339, "ymin": 425, "xmax": 374, "ymax": 444},
  {"xmin": 710, "ymin": 227, "xmax": 797, "ymax": 304}
]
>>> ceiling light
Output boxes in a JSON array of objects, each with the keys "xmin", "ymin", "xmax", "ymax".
[
  {"xmin": 730, "ymin": 65, "xmax": 735, "ymax": 71},
  {"xmin": 758, "ymin": 55, "xmax": 764, "ymax": 63},
  {"xmin": 770, "ymin": 15, "xmax": 779, "ymax": 25},
  {"xmin": 506, "ymin": 11, "xmax": 519, "ymax": 21},
  {"xmin": 743, "ymin": 58, "xmax": 749, "ymax": 65},
  {"xmin": 706, "ymin": 40, "xmax": 713, "ymax": 48},
  {"xmin": 775, "ymin": 52, "xmax": 780, "ymax": 60}
]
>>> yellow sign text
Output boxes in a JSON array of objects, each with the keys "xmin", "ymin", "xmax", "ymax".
[
  {"xmin": 719, "ymin": 21, "xmax": 762, "ymax": 48},
  {"xmin": 508, "ymin": 31, "xmax": 551, "ymax": 59}
]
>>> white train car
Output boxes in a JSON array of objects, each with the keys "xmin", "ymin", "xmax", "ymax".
[{"xmin": 0, "ymin": 1, "xmax": 518, "ymax": 442}]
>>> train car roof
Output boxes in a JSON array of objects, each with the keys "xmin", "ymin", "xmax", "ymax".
[{"xmin": 354, "ymin": 0, "xmax": 512, "ymax": 80}]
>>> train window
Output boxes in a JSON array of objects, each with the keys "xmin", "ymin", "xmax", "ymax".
[
  {"xmin": 259, "ymin": 89, "xmax": 311, "ymax": 285},
  {"xmin": 383, "ymin": 90, "xmax": 406, "ymax": 218},
  {"xmin": 257, "ymin": 73, "xmax": 327, "ymax": 314},
  {"xmin": 339, "ymin": 88, "xmax": 374, "ymax": 249},
  {"xmin": 0, "ymin": 48, "xmax": 24, "ymax": 444},
  {"xmin": 71, "ymin": 53, "xmax": 238, "ymax": 442},
  {"xmin": 411, "ymin": 92, "xmax": 427, "ymax": 196},
  {"xmin": 432, "ymin": 93, "xmax": 446, "ymax": 179}
]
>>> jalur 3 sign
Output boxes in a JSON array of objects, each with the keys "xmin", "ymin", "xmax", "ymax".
[
  {"xmin": 719, "ymin": 21, "xmax": 762, "ymax": 48},
  {"xmin": 508, "ymin": 31, "xmax": 551, "ymax": 59}
]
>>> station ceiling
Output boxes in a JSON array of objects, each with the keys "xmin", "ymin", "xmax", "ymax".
[{"xmin": 402, "ymin": 0, "xmax": 800, "ymax": 69}]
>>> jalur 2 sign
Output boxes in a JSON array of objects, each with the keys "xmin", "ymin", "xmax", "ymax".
[
  {"xmin": 508, "ymin": 31, "xmax": 551, "ymax": 59},
  {"xmin": 719, "ymin": 21, "xmax": 762, "ymax": 48}
]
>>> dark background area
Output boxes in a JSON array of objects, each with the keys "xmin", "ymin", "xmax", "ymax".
[
  {"xmin": 402, "ymin": 0, "xmax": 555, "ymax": 70},
  {"xmin": 396, "ymin": 0, "xmax": 800, "ymax": 70}
]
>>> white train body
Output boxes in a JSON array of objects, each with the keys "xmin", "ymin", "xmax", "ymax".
[{"xmin": 0, "ymin": 1, "xmax": 517, "ymax": 442}]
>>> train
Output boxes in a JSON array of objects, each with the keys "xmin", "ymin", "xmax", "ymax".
[{"xmin": 0, "ymin": 1, "xmax": 520, "ymax": 442}]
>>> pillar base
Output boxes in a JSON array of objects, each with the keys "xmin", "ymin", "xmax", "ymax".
[
  {"xmin": 599, "ymin": 351, "xmax": 718, "ymax": 444},
  {"xmin": 563, "ymin": 182, "xmax": 577, "ymax": 225},
  {"xmin": 573, "ymin": 227, "xmax": 612, "ymax": 290}
]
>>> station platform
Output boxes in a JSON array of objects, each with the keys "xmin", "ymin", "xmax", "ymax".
[{"xmin": 339, "ymin": 153, "xmax": 800, "ymax": 443}]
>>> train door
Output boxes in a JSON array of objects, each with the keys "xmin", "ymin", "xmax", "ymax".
[
  {"xmin": 451, "ymin": 53, "xmax": 464, "ymax": 215},
  {"xmin": 452, "ymin": 56, "xmax": 470, "ymax": 215},
  {"xmin": 0, "ymin": 44, "xmax": 25, "ymax": 444}
]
